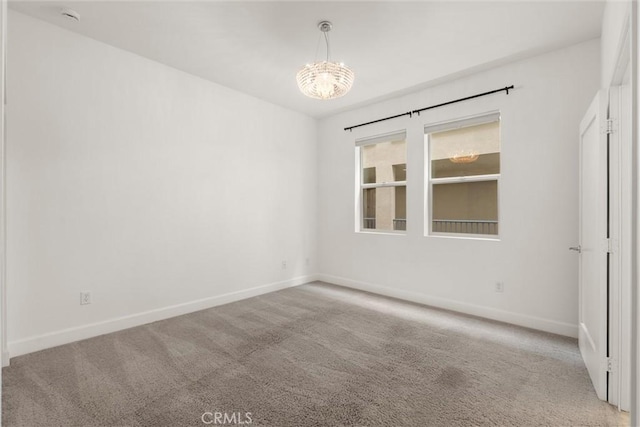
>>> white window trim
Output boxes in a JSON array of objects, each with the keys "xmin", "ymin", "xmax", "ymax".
[
  {"xmin": 361, "ymin": 181, "xmax": 407, "ymax": 189},
  {"xmin": 356, "ymin": 130, "xmax": 406, "ymax": 147},
  {"xmin": 423, "ymin": 111, "xmax": 500, "ymax": 134},
  {"xmin": 424, "ymin": 112, "xmax": 501, "ymax": 239}
]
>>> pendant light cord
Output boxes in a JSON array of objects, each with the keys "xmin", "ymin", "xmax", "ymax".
[
  {"xmin": 324, "ymin": 31, "xmax": 330, "ymax": 62},
  {"xmin": 314, "ymin": 30, "xmax": 331, "ymax": 63},
  {"xmin": 313, "ymin": 33, "xmax": 321, "ymax": 63}
]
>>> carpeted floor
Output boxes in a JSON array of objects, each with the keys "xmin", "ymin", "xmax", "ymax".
[{"xmin": 3, "ymin": 282, "xmax": 628, "ymax": 426}]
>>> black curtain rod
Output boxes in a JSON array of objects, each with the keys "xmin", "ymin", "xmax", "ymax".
[
  {"xmin": 343, "ymin": 111, "xmax": 413, "ymax": 132},
  {"xmin": 344, "ymin": 85, "xmax": 514, "ymax": 132},
  {"xmin": 411, "ymin": 85, "xmax": 514, "ymax": 115}
]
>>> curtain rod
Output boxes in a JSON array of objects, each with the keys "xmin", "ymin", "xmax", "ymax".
[{"xmin": 344, "ymin": 85, "xmax": 514, "ymax": 132}]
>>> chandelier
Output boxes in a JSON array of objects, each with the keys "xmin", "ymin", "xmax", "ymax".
[{"xmin": 296, "ymin": 21, "xmax": 355, "ymax": 100}]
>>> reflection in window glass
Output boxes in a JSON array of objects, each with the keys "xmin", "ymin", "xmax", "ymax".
[
  {"xmin": 432, "ymin": 181, "xmax": 498, "ymax": 235},
  {"xmin": 430, "ymin": 121, "xmax": 500, "ymax": 179}
]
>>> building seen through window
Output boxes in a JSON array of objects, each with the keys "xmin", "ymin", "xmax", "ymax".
[{"xmin": 359, "ymin": 134, "xmax": 406, "ymax": 232}]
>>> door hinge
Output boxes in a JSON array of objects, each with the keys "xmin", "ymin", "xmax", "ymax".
[
  {"xmin": 603, "ymin": 119, "xmax": 615, "ymax": 134},
  {"xmin": 604, "ymin": 238, "xmax": 613, "ymax": 253},
  {"xmin": 606, "ymin": 357, "xmax": 616, "ymax": 373}
]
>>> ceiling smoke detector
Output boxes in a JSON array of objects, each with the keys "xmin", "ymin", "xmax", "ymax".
[{"xmin": 61, "ymin": 8, "xmax": 80, "ymax": 22}]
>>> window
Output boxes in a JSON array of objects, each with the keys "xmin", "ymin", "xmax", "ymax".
[
  {"xmin": 425, "ymin": 113, "xmax": 500, "ymax": 237},
  {"xmin": 357, "ymin": 131, "xmax": 407, "ymax": 233}
]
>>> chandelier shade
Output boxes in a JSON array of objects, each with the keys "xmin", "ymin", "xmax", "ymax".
[
  {"xmin": 297, "ymin": 21, "xmax": 354, "ymax": 100},
  {"xmin": 296, "ymin": 61, "xmax": 355, "ymax": 100}
]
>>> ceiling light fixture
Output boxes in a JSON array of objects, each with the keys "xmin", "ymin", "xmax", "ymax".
[{"xmin": 296, "ymin": 21, "xmax": 355, "ymax": 100}]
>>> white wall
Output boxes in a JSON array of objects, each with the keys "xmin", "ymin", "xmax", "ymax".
[
  {"xmin": 601, "ymin": 0, "xmax": 631, "ymax": 87},
  {"xmin": 317, "ymin": 40, "xmax": 600, "ymax": 337},
  {"xmin": 632, "ymin": 1, "xmax": 639, "ymax": 423},
  {"xmin": 0, "ymin": 0, "xmax": 5, "ymax": 420},
  {"xmin": 6, "ymin": 11, "xmax": 317, "ymax": 357}
]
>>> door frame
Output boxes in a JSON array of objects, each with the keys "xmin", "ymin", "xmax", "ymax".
[
  {"xmin": 632, "ymin": 1, "xmax": 639, "ymax": 424},
  {"xmin": 606, "ymin": 7, "xmax": 632, "ymax": 412},
  {"xmin": 578, "ymin": 84, "xmax": 631, "ymax": 409},
  {"xmin": 608, "ymin": 84, "xmax": 631, "ymax": 411}
]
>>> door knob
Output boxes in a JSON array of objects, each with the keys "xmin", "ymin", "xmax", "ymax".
[{"xmin": 569, "ymin": 246, "xmax": 582, "ymax": 253}]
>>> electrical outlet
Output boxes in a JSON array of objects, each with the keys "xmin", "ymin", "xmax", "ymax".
[
  {"xmin": 494, "ymin": 282, "xmax": 504, "ymax": 293},
  {"xmin": 281, "ymin": 260, "xmax": 287, "ymax": 269},
  {"xmin": 80, "ymin": 291, "xmax": 92, "ymax": 305}
]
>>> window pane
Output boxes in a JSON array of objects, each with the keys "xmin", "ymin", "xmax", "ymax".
[
  {"xmin": 392, "ymin": 164, "xmax": 406, "ymax": 181},
  {"xmin": 430, "ymin": 121, "xmax": 500, "ymax": 179},
  {"xmin": 363, "ymin": 167, "xmax": 376, "ymax": 184},
  {"xmin": 362, "ymin": 186, "xmax": 406, "ymax": 232},
  {"xmin": 432, "ymin": 181, "xmax": 498, "ymax": 235},
  {"xmin": 363, "ymin": 188, "xmax": 376, "ymax": 229},
  {"xmin": 361, "ymin": 140, "xmax": 407, "ymax": 184}
]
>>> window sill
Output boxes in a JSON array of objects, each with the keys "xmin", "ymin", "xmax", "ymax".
[
  {"xmin": 357, "ymin": 230, "xmax": 406, "ymax": 236},
  {"xmin": 427, "ymin": 233, "xmax": 500, "ymax": 242}
]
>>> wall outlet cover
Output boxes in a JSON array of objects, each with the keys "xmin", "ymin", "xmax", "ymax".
[{"xmin": 80, "ymin": 292, "xmax": 92, "ymax": 305}]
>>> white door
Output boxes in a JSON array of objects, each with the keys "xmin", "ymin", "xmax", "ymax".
[{"xmin": 577, "ymin": 90, "xmax": 608, "ymax": 401}]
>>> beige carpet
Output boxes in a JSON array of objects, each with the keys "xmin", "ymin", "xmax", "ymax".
[{"xmin": 3, "ymin": 282, "xmax": 628, "ymax": 426}]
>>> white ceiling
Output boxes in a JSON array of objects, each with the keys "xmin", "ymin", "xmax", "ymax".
[{"xmin": 9, "ymin": 1, "xmax": 604, "ymax": 118}]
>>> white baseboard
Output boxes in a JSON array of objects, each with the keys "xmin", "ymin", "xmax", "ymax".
[
  {"xmin": 8, "ymin": 274, "xmax": 318, "ymax": 360},
  {"xmin": 317, "ymin": 274, "xmax": 578, "ymax": 338},
  {"xmin": 7, "ymin": 272, "xmax": 577, "ymax": 361}
]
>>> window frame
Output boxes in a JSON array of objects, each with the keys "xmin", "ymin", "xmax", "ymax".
[
  {"xmin": 424, "ymin": 112, "xmax": 501, "ymax": 240},
  {"xmin": 355, "ymin": 130, "xmax": 407, "ymax": 235}
]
